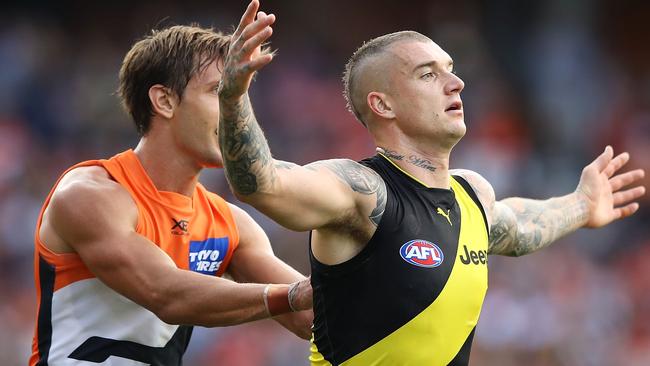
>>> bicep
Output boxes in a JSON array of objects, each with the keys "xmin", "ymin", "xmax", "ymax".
[
  {"xmin": 49, "ymin": 183, "xmax": 179, "ymax": 312},
  {"xmin": 245, "ymin": 159, "xmax": 383, "ymax": 231},
  {"xmin": 487, "ymin": 201, "xmax": 519, "ymax": 256}
]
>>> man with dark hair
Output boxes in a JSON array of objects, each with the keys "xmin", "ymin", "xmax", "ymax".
[
  {"xmin": 30, "ymin": 22, "xmax": 312, "ymax": 366},
  {"xmin": 218, "ymin": 2, "xmax": 646, "ymax": 365}
]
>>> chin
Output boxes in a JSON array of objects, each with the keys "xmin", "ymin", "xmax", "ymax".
[
  {"xmin": 198, "ymin": 151, "xmax": 224, "ymax": 169},
  {"xmin": 441, "ymin": 122, "xmax": 466, "ymax": 149},
  {"xmin": 201, "ymin": 158, "xmax": 223, "ymax": 169},
  {"xmin": 451, "ymin": 118, "xmax": 466, "ymax": 137}
]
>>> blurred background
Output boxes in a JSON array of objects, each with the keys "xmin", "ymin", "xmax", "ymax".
[{"xmin": 1, "ymin": 0, "xmax": 649, "ymax": 365}]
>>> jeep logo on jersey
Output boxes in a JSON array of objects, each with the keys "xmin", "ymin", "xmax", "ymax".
[
  {"xmin": 189, "ymin": 237, "xmax": 229, "ymax": 275},
  {"xmin": 399, "ymin": 240, "xmax": 444, "ymax": 268}
]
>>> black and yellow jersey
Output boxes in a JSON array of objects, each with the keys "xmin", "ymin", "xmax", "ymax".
[{"xmin": 309, "ymin": 154, "xmax": 489, "ymax": 366}]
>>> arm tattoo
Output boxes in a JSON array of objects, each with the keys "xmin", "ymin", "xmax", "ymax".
[
  {"xmin": 488, "ymin": 194, "xmax": 589, "ymax": 256},
  {"xmin": 309, "ymin": 160, "xmax": 387, "ymax": 226},
  {"xmin": 218, "ymin": 95, "xmax": 275, "ymax": 195}
]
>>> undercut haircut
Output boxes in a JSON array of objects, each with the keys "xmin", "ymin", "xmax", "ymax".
[
  {"xmin": 117, "ymin": 24, "xmax": 231, "ymax": 136},
  {"xmin": 342, "ymin": 31, "xmax": 432, "ymax": 127}
]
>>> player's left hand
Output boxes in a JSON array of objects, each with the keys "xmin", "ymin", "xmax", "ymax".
[
  {"xmin": 288, "ymin": 276, "xmax": 313, "ymax": 312},
  {"xmin": 577, "ymin": 145, "xmax": 646, "ymax": 228},
  {"xmin": 218, "ymin": 0, "xmax": 275, "ymax": 101}
]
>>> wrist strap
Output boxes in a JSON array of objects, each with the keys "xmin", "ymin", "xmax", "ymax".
[{"xmin": 263, "ymin": 284, "xmax": 292, "ymax": 317}]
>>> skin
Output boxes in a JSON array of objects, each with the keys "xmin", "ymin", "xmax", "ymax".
[
  {"xmin": 218, "ymin": 0, "xmax": 646, "ymax": 267},
  {"xmin": 39, "ymin": 39, "xmax": 313, "ymax": 339}
]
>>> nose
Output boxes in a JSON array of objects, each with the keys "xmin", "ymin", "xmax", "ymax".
[{"xmin": 444, "ymin": 72, "xmax": 465, "ymax": 95}]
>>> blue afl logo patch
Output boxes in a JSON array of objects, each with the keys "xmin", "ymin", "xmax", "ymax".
[{"xmin": 399, "ymin": 240, "xmax": 444, "ymax": 268}]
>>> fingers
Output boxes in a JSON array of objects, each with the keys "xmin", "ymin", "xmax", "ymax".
[
  {"xmin": 238, "ymin": 12, "xmax": 275, "ymax": 50},
  {"xmin": 231, "ymin": 12, "xmax": 276, "ymax": 66},
  {"xmin": 240, "ymin": 15, "xmax": 275, "ymax": 57},
  {"xmin": 246, "ymin": 53, "xmax": 274, "ymax": 72},
  {"xmin": 591, "ymin": 145, "xmax": 614, "ymax": 172},
  {"xmin": 613, "ymin": 186, "xmax": 646, "ymax": 206},
  {"xmin": 613, "ymin": 202, "xmax": 640, "ymax": 220},
  {"xmin": 603, "ymin": 152, "xmax": 630, "ymax": 178},
  {"xmin": 610, "ymin": 169, "xmax": 645, "ymax": 191},
  {"xmin": 233, "ymin": 0, "xmax": 259, "ymax": 38}
]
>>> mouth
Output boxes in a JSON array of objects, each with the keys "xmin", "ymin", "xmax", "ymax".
[{"xmin": 445, "ymin": 101, "xmax": 463, "ymax": 112}]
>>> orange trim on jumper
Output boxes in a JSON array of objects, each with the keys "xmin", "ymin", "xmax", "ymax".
[
  {"xmin": 34, "ymin": 150, "xmax": 239, "ymax": 288},
  {"xmin": 32, "ymin": 150, "xmax": 240, "ymax": 364}
]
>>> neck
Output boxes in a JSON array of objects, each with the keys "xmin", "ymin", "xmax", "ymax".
[
  {"xmin": 376, "ymin": 145, "xmax": 451, "ymax": 189},
  {"xmin": 133, "ymin": 135, "xmax": 202, "ymax": 197}
]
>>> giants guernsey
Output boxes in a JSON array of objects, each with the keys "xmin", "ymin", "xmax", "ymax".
[
  {"xmin": 310, "ymin": 154, "xmax": 489, "ymax": 366},
  {"xmin": 30, "ymin": 150, "xmax": 239, "ymax": 365}
]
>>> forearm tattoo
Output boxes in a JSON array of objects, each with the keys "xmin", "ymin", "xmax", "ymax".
[
  {"xmin": 308, "ymin": 160, "xmax": 387, "ymax": 226},
  {"xmin": 219, "ymin": 95, "xmax": 275, "ymax": 195},
  {"xmin": 488, "ymin": 194, "xmax": 589, "ymax": 256}
]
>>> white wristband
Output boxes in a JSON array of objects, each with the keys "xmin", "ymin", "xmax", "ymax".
[{"xmin": 263, "ymin": 284, "xmax": 271, "ymax": 317}]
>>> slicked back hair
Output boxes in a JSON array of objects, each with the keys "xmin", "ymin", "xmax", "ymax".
[
  {"xmin": 117, "ymin": 25, "xmax": 231, "ymax": 136},
  {"xmin": 342, "ymin": 31, "xmax": 432, "ymax": 127}
]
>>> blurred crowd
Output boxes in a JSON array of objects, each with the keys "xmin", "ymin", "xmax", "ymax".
[{"xmin": 1, "ymin": 0, "xmax": 648, "ymax": 365}]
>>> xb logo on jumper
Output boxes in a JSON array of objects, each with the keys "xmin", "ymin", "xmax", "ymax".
[
  {"xmin": 399, "ymin": 240, "xmax": 444, "ymax": 268},
  {"xmin": 189, "ymin": 237, "xmax": 229, "ymax": 275},
  {"xmin": 171, "ymin": 218, "xmax": 189, "ymax": 236}
]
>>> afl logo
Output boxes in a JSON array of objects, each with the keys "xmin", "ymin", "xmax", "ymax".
[{"xmin": 399, "ymin": 240, "xmax": 444, "ymax": 268}]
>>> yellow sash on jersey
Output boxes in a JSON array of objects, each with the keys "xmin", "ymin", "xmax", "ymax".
[{"xmin": 310, "ymin": 174, "xmax": 488, "ymax": 366}]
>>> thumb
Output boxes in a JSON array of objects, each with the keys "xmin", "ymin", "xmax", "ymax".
[{"xmin": 591, "ymin": 145, "xmax": 613, "ymax": 172}]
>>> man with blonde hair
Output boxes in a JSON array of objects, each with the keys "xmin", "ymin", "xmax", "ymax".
[{"xmin": 218, "ymin": 1, "xmax": 646, "ymax": 365}]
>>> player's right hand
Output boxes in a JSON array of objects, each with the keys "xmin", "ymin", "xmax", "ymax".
[{"xmin": 219, "ymin": 0, "xmax": 276, "ymax": 101}]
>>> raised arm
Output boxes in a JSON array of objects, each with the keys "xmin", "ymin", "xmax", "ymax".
[
  {"xmin": 41, "ymin": 167, "xmax": 310, "ymax": 327},
  {"xmin": 453, "ymin": 146, "xmax": 645, "ymax": 256},
  {"xmin": 217, "ymin": 1, "xmax": 384, "ymax": 232}
]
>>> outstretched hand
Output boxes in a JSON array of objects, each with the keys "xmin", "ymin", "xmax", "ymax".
[
  {"xmin": 219, "ymin": 0, "xmax": 276, "ymax": 100},
  {"xmin": 577, "ymin": 146, "xmax": 646, "ymax": 228}
]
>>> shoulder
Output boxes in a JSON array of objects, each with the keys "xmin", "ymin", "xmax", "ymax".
[
  {"xmin": 450, "ymin": 169, "xmax": 496, "ymax": 226},
  {"xmin": 227, "ymin": 202, "xmax": 254, "ymax": 226},
  {"xmin": 226, "ymin": 202, "xmax": 265, "ymax": 237},
  {"xmin": 53, "ymin": 166, "xmax": 133, "ymax": 208},
  {"xmin": 226, "ymin": 202, "xmax": 270, "ymax": 249},
  {"xmin": 48, "ymin": 166, "xmax": 138, "ymax": 240},
  {"xmin": 305, "ymin": 158, "xmax": 385, "ymax": 195}
]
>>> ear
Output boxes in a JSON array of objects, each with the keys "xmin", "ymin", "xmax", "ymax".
[
  {"xmin": 367, "ymin": 92, "xmax": 395, "ymax": 120},
  {"xmin": 148, "ymin": 84, "xmax": 177, "ymax": 119}
]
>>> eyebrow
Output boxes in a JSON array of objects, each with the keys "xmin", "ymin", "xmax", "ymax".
[
  {"xmin": 413, "ymin": 60, "xmax": 454, "ymax": 72},
  {"xmin": 205, "ymin": 79, "xmax": 221, "ymax": 89}
]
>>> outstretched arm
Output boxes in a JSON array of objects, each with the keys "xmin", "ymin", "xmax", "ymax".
[
  {"xmin": 488, "ymin": 193, "xmax": 589, "ymax": 256},
  {"xmin": 41, "ymin": 167, "xmax": 311, "ymax": 329},
  {"xmin": 453, "ymin": 146, "xmax": 645, "ymax": 256},
  {"xmin": 218, "ymin": 1, "xmax": 384, "ymax": 233}
]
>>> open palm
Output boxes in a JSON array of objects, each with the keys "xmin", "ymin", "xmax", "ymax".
[{"xmin": 577, "ymin": 146, "xmax": 645, "ymax": 228}]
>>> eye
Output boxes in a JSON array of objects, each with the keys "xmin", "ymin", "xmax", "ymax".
[{"xmin": 421, "ymin": 72, "xmax": 435, "ymax": 80}]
